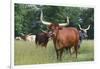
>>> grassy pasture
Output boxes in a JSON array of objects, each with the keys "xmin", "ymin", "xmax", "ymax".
[{"xmin": 14, "ymin": 40, "xmax": 94, "ymax": 65}]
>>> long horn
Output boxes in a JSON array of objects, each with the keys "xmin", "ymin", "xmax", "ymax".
[
  {"xmin": 59, "ymin": 16, "xmax": 69, "ymax": 26},
  {"xmin": 85, "ymin": 25, "xmax": 90, "ymax": 30},
  {"xmin": 78, "ymin": 24, "xmax": 84, "ymax": 30},
  {"xmin": 40, "ymin": 10, "xmax": 51, "ymax": 25}
]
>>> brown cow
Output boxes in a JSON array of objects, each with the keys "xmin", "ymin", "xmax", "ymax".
[
  {"xmin": 40, "ymin": 10, "xmax": 80, "ymax": 60},
  {"xmin": 35, "ymin": 31, "xmax": 50, "ymax": 48},
  {"xmin": 49, "ymin": 24, "xmax": 79, "ymax": 60}
]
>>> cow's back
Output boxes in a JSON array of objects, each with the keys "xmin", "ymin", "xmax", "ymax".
[
  {"xmin": 35, "ymin": 32, "xmax": 49, "ymax": 46},
  {"xmin": 57, "ymin": 27, "xmax": 79, "ymax": 48}
]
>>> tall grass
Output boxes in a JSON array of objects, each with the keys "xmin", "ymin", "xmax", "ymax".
[{"xmin": 14, "ymin": 40, "xmax": 94, "ymax": 65}]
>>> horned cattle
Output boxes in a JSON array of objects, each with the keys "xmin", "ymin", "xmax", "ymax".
[
  {"xmin": 78, "ymin": 24, "xmax": 90, "ymax": 48},
  {"xmin": 35, "ymin": 31, "xmax": 50, "ymax": 48},
  {"xmin": 40, "ymin": 10, "xmax": 80, "ymax": 60}
]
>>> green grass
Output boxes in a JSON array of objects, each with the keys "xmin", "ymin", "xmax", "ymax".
[{"xmin": 14, "ymin": 40, "xmax": 94, "ymax": 65}]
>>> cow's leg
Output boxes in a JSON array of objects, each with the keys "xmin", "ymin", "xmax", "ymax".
[
  {"xmin": 53, "ymin": 39, "xmax": 59, "ymax": 60},
  {"xmin": 65, "ymin": 47, "xmax": 72, "ymax": 55},
  {"xmin": 78, "ymin": 44, "xmax": 80, "ymax": 49},
  {"xmin": 53, "ymin": 39, "xmax": 62, "ymax": 61},
  {"xmin": 77, "ymin": 43, "xmax": 81, "ymax": 54},
  {"xmin": 69, "ymin": 47, "xmax": 72, "ymax": 56},
  {"xmin": 35, "ymin": 42, "xmax": 39, "ymax": 48},
  {"xmin": 44, "ymin": 43, "xmax": 47, "ymax": 48},
  {"xmin": 74, "ymin": 46, "xmax": 78, "ymax": 58},
  {"xmin": 59, "ymin": 48, "xmax": 64, "ymax": 61},
  {"xmin": 65, "ymin": 47, "xmax": 69, "ymax": 54},
  {"xmin": 78, "ymin": 41, "xmax": 81, "ymax": 49},
  {"xmin": 55, "ymin": 49, "xmax": 59, "ymax": 60},
  {"xmin": 35, "ymin": 37, "xmax": 38, "ymax": 45},
  {"xmin": 56, "ymin": 49, "xmax": 63, "ymax": 61},
  {"xmin": 77, "ymin": 45, "xmax": 80, "ymax": 54}
]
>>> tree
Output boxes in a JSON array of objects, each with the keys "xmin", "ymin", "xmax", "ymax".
[{"xmin": 15, "ymin": 4, "xmax": 94, "ymax": 39}]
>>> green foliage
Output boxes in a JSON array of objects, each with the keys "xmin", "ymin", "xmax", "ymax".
[{"xmin": 15, "ymin": 4, "xmax": 94, "ymax": 39}]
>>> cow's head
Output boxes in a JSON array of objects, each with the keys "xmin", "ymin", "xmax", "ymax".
[
  {"xmin": 40, "ymin": 29, "xmax": 52, "ymax": 38},
  {"xmin": 78, "ymin": 24, "xmax": 90, "ymax": 39},
  {"xmin": 40, "ymin": 10, "xmax": 69, "ymax": 37}
]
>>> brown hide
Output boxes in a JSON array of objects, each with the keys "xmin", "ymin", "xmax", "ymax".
[
  {"xmin": 35, "ymin": 32, "xmax": 49, "ymax": 48},
  {"xmin": 48, "ymin": 24, "xmax": 79, "ymax": 60}
]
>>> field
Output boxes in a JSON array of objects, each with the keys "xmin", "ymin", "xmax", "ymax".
[{"xmin": 14, "ymin": 40, "xmax": 94, "ymax": 65}]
